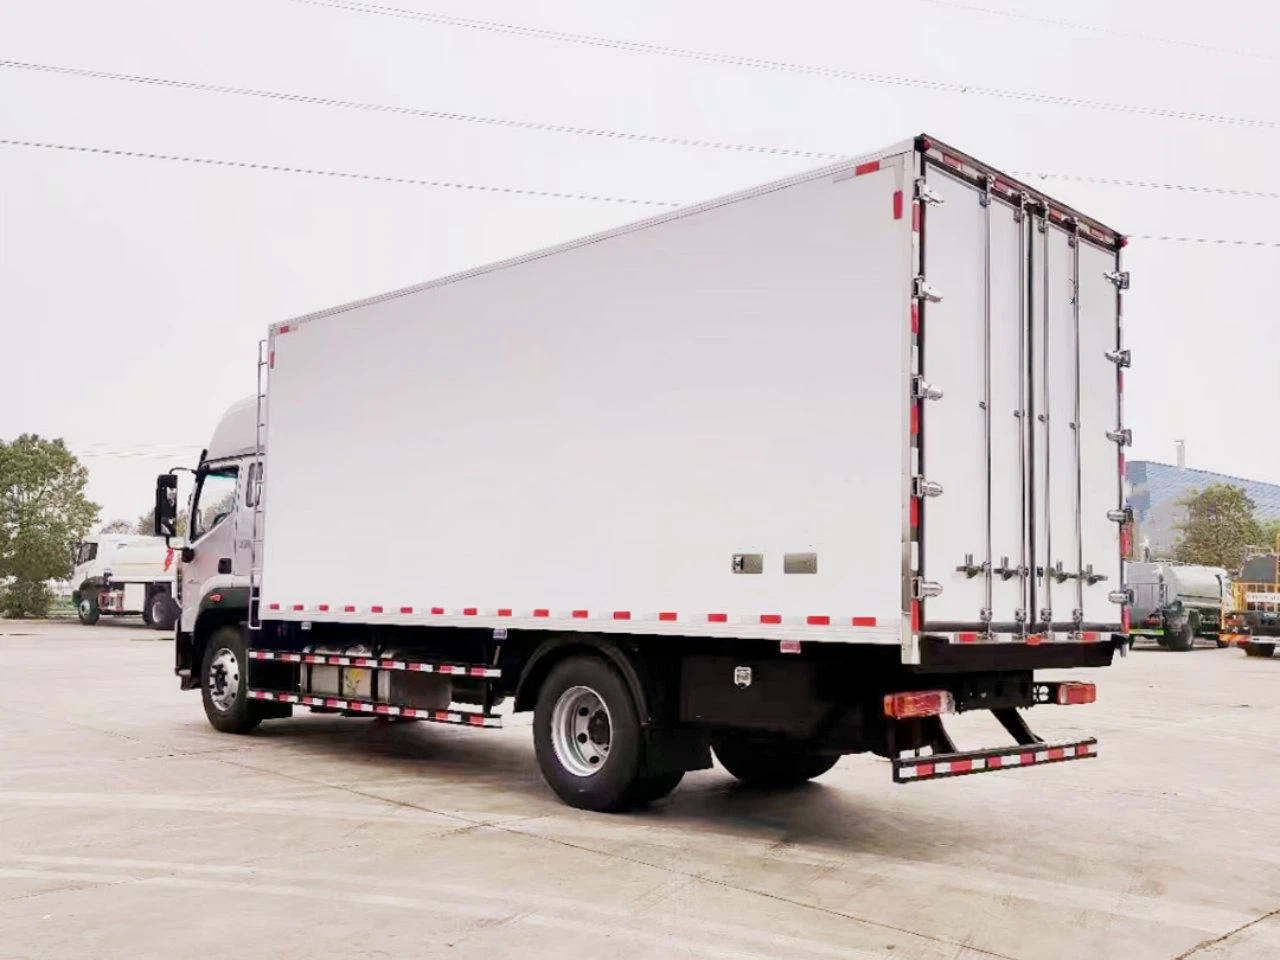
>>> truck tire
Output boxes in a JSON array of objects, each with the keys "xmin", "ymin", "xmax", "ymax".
[
  {"xmin": 1166, "ymin": 622, "xmax": 1195, "ymax": 652},
  {"xmin": 533, "ymin": 654, "xmax": 649, "ymax": 811},
  {"xmin": 200, "ymin": 626, "xmax": 263, "ymax": 734},
  {"xmin": 146, "ymin": 589, "xmax": 177, "ymax": 631},
  {"xmin": 627, "ymin": 771, "xmax": 685, "ymax": 805},
  {"xmin": 77, "ymin": 593, "xmax": 100, "ymax": 626},
  {"xmin": 712, "ymin": 737, "xmax": 839, "ymax": 787},
  {"xmin": 1244, "ymin": 642, "xmax": 1276, "ymax": 658}
]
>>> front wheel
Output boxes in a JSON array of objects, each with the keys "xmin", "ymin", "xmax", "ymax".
[
  {"xmin": 200, "ymin": 626, "xmax": 262, "ymax": 734},
  {"xmin": 713, "ymin": 736, "xmax": 839, "ymax": 787},
  {"xmin": 533, "ymin": 654, "xmax": 650, "ymax": 811},
  {"xmin": 77, "ymin": 593, "xmax": 100, "ymax": 626}
]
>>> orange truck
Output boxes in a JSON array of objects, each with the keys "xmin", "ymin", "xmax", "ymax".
[{"xmin": 1221, "ymin": 552, "xmax": 1280, "ymax": 657}]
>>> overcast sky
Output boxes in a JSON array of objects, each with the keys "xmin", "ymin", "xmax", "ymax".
[{"xmin": 2, "ymin": 0, "xmax": 1278, "ymax": 525}]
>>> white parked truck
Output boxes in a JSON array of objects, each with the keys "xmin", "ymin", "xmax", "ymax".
[
  {"xmin": 156, "ymin": 135, "xmax": 1131, "ymax": 810},
  {"xmin": 1126, "ymin": 561, "xmax": 1229, "ymax": 650},
  {"xmin": 71, "ymin": 535, "xmax": 178, "ymax": 629}
]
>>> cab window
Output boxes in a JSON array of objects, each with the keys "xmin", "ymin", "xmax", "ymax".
[{"xmin": 191, "ymin": 467, "xmax": 239, "ymax": 541}]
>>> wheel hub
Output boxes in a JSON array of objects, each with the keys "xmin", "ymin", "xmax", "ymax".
[
  {"xmin": 207, "ymin": 647, "xmax": 240, "ymax": 712},
  {"xmin": 550, "ymin": 685, "xmax": 612, "ymax": 777}
]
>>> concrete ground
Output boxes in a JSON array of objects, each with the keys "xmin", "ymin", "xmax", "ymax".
[{"xmin": 0, "ymin": 622, "xmax": 1277, "ymax": 960}]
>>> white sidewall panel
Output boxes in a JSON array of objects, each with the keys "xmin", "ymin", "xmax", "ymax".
[{"xmin": 261, "ymin": 165, "xmax": 912, "ymax": 637}]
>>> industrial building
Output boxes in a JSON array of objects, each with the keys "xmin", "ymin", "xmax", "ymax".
[{"xmin": 1126, "ymin": 459, "xmax": 1280, "ymax": 557}]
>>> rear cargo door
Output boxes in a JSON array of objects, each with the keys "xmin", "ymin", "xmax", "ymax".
[
  {"xmin": 919, "ymin": 156, "xmax": 1123, "ymax": 637},
  {"xmin": 919, "ymin": 167, "xmax": 1029, "ymax": 630},
  {"xmin": 1032, "ymin": 222, "xmax": 1124, "ymax": 631}
]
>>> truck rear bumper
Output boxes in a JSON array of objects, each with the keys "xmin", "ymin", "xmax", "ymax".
[
  {"xmin": 914, "ymin": 635, "xmax": 1122, "ymax": 673},
  {"xmin": 894, "ymin": 738, "xmax": 1096, "ymax": 782}
]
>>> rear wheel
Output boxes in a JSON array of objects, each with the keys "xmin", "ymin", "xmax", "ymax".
[
  {"xmin": 1244, "ymin": 642, "xmax": 1276, "ymax": 658},
  {"xmin": 713, "ymin": 736, "xmax": 839, "ymax": 787},
  {"xmin": 533, "ymin": 654, "xmax": 651, "ymax": 811},
  {"xmin": 200, "ymin": 626, "xmax": 263, "ymax": 734},
  {"xmin": 77, "ymin": 593, "xmax": 100, "ymax": 626},
  {"xmin": 1166, "ymin": 622, "xmax": 1194, "ymax": 652}
]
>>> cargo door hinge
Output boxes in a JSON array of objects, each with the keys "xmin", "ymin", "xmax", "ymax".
[
  {"xmin": 912, "ymin": 377, "xmax": 944, "ymax": 401},
  {"xmin": 913, "ymin": 477, "xmax": 944, "ymax": 498},
  {"xmin": 912, "ymin": 578, "xmax": 943, "ymax": 600},
  {"xmin": 1104, "ymin": 270, "xmax": 1131, "ymax": 290},
  {"xmin": 1107, "ymin": 507, "xmax": 1134, "ymax": 524},
  {"xmin": 914, "ymin": 277, "xmax": 944, "ymax": 303},
  {"xmin": 1106, "ymin": 427, "xmax": 1133, "ymax": 446},
  {"xmin": 1104, "ymin": 348, "xmax": 1131, "ymax": 368},
  {"xmin": 914, "ymin": 178, "xmax": 944, "ymax": 206}
]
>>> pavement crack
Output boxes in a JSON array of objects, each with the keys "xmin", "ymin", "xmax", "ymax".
[{"xmin": 1172, "ymin": 904, "xmax": 1280, "ymax": 959}]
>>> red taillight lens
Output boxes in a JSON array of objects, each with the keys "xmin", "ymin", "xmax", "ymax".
[
  {"xmin": 884, "ymin": 690, "xmax": 955, "ymax": 719},
  {"xmin": 1056, "ymin": 682, "xmax": 1096, "ymax": 706},
  {"xmin": 1121, "ymin": 607, "xmax": 1131, "ymax": 633}
]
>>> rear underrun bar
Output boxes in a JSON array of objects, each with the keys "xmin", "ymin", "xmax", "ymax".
[{"xmin": 894, "ymin": 738, "xmax": 1096, "ymax": 783}]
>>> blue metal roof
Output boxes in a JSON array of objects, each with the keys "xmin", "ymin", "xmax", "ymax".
[{"xmin": 1126, "ymin": 461, "xmax": 1280, "ymax": 552}]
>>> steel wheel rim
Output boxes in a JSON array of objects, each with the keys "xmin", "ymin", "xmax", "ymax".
[
  {"xmin": 208, "ymin": 647, "xmax": 240, "ymax": 712},
  {"xmin": 150, "ymin": 596, "xmax": 166, "ymax": 622},
  {"xmin": 550, "ymin": 685, "xmax": 612, "ymax": 777},
  {"xmin": 79, "ymin": 598, "xmax": 92, "ymax": 618}
]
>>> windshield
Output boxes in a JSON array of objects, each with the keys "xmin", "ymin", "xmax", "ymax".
[{"xmin": 191, "ymin": 468, "xmax": 238, "ymax": 541}]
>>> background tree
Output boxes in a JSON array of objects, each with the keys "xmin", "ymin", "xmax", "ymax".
[
  {"xmin": 1173, "ymin": 483, "xmax": 1263, "ymax": 571},
  {"xmin": 99, "ymin": 518, "xmax": 135, "ymax": 534},
  {"xmin": 135, "ymin": 506, "xmax": 188, "ymax": 538},
  {"xmin": 1260, "ymin": 518, "xmax": 1280, "ymax": 553},
  {"xmin": 0, "ymin": 436, "xmax": 99, "ymax": 617}
]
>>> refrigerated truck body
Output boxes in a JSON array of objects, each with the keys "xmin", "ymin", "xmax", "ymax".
[{"xmin": 160, "ymin": 135, "xmax": 1131, "ymax": 810}]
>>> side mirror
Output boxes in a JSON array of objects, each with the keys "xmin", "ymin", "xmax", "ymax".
[{"xmin": 155, "ymin": 473, "xmax": 179, "ymax": 539}]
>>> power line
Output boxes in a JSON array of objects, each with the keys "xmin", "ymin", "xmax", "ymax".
[
  {"xmin": 911, "ymin": 0, "xmax": 1280, "ymax": 64},
  {"xmin": 6, "ymin": 137, "xmax": 1280, "ymax": 250},
  {"xmin": 288, "ymin": 0, "xmax": 1280, "ymax": 131},
  {"xmin": 0, "ymin": 59, "xmax": 841, "ymax": 162},
  {"xmin": 7, "ymin": 60, "xmax": 1274, "ymax": 204},
  {"xmin": 0, "ymin": 138, "xmax": 678, "ymax": 207},
  {"xmin": 1010, "ymin": 171, "xmax": 1280, "ymax": 201},
  {"xmin": 1132, "ymin": 235, "xmax": 1280, "ymax": 248}
]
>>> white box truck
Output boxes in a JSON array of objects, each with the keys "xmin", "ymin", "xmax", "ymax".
[
  {"xmin": 156, "ymin": 135, "xmax": 1131, "ymax": 810},
  {"xmin": 71, "ymin": 535, "xmax": 178, "ymax": 629}
]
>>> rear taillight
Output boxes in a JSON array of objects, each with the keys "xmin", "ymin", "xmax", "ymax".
[
  {"xmin": 1056, "ymin": 682, "xmax": 1096, "ymax": 706},
  {"xmin": 1121, "ymin": 607, "xmax": 1131, "ymax": 633},
  {"xmin": 884, "ymin": 690, "xmax": 955, "ymax": 719}
]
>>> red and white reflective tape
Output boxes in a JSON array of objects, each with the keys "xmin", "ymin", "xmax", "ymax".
[
  {"xmin": 248, "ymin": 650, "xmax": 499, "ymax": 678},
  {"xmin": 247, "ymin": 689, "xmax": 501, "ymax": 727},
  {"xmin": 922, "ymin": 145, "xmax": 1117, "ymax": 247},
  {"xmin": 260, "ymin": 606, "xmax": 883, "ymax": 629},
  {"xmin": 894, "ymin": 739, "xmax": 1096, "ymax": 783}
]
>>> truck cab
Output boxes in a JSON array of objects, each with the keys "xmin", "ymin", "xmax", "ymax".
[
  {"xmin": 71, "ymin": 534, "xmax": 178, "ymax": 629},
  {"xmin": 165, "ymin": 397, "xmax": 259, "ymax": 688}
]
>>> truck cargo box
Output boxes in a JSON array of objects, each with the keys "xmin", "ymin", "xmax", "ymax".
[{"xmin": 257, "ymin": 134, "xmax": 1127, "ymax": 664}]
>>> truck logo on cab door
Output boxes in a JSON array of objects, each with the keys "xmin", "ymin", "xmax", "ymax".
[{"xmin": 733, "ymin": 666, "xmax": 752, "ymax": 688}]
